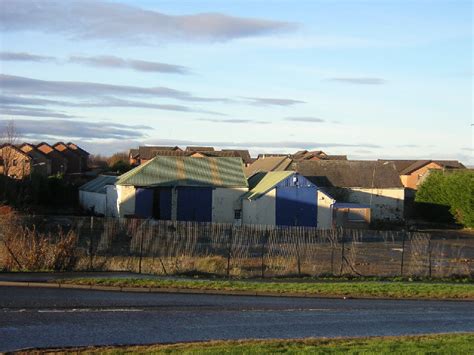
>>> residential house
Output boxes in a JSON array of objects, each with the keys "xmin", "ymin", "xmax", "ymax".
[
  {"xmin": 53, "ymin": 142, "xmax": 82, "ymax": 173},
  {"xmin": 292, "ymin": 150, "xmax": 347, "ymax": 161},
  {"xmin": 185, "ymin": 146, "xmax": 215, "ymax": 153},
  {"xmin": 241, "ymin": 171, "xmax": 325, "ymax": 227},
  {"xmin": 379, "ymin": 159, "xmax": 465, "ymax": 190},
  {"xmin": 0, "ymin": 144, "xmax": 32, "ymax": 179},
  {"xmin": 79, "ymin": 175, "xmax": 118, "ymax": 216},
  {"xmin": 36, "ymin": 142, "xmax": 68, "ymax": 175},
  {"xmin": 19, "ymin": 143, "xmax": 52, "ymax": 176},
  {"xmin": 133, "ymin": 146, "xmax": 183, "ymax": 165},
  {"xmin": 67, "ymin": 142, "xmax": 90, "ymax": 171},
  {"xmin": 110, "ymin": 156, "xmax": 248, "ymax": 223},
  {"xmin": 295, "ymin": 160, "xmax": 405, "ymax": 222},
  {"xmin": 222, "ymin": 149, "xmax": 253, "ymax": 166},
  {"xmin": 244, "ymin": 156, "xmax": 293, "ymax": 177},
  {"xmin": 129, "ymin": 149, "xmax": 139, "ymax": 166}
]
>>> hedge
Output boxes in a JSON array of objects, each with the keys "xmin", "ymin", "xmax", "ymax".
[{"xmin": 415, "ymin": 170, "xmax": 473, "ymax": 227}]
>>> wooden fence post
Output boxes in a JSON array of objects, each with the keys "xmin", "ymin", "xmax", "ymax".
[{"xmin": 428, "ymin": 236, "xmax": 432, "ymax": 278}]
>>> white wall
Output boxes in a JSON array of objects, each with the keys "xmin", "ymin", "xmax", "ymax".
[
  {"xmin": 105, "ymin": 185, "xmax": 118, "ymax": 217},
  {"xmin": 116, "ymin": 185, "xmax": 136, "ymax": 217},
  {"xmin": 348, "ymin": 188, "xmax": 404, "ymax": 221},
  {"xmin": 79, "ymin": 191, "xmax": 106, "ymax": 216},
  {"xmin": 317, "ymin": 190, "xmax": 335, "ymax": 229},
  {"xmin": 212, "ymin": 187, "xmax": 247, "ymax": 223},
  {"xmin": 242, "ymin": 188, "xmax": 276, "ymax": 226}
]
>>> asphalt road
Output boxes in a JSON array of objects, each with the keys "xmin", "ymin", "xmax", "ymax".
[{"xmin": 0, "ymin": 287, "xmax": 473, "ymax": 352}]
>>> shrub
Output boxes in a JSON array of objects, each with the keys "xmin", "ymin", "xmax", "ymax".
[{"xmin": 416, "ymin": 170, "xmax": 473, "ymax": 228}]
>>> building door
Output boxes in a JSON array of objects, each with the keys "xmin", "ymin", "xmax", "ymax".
[
  {"xmin": 153, "ymin": 187, "xmax": 172, "ymax": 220},
  {"xmin": 276, "ymin": 186, "xmax": 317, "ymax": 227},
  {"xmin": 135, "ymin": 188, "xmax": 153, "ymax": 218},
  {"xmin": 177, "ymin": 187, "xmax": 212, "ymax": 222}
]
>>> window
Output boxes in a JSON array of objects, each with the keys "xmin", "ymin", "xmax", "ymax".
[{"xmin": 234, "ymin": 209, "xmax": 242, "ymax": 220}]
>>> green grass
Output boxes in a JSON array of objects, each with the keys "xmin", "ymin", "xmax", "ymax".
[
  {"xmin": 45, "ymin": 333, "xmax": 474, "ymax": 354},
  {"xmin": 59, "ymin": 277, "xmax": 474, "ymax": 300}
]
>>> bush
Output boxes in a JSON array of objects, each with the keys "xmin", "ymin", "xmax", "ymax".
[
  {"xmin": 1, "ymin": 220, "xmax": 79, "ymax": 271},
  {"xmin": 415, "ymin": 170, "xmax": 474, "ymax": 228}
]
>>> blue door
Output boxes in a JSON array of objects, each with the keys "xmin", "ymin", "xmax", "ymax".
[
  {"xmin": 156, "ymin": 188, "xmax": 172, "ymax": 220},
  {"xmin": 135, "ymin": 188, "xmax": 153, "ymax": 218},
  {"xmin": 177, "ymin": 187, "xmax": 212, "ymax": 222},
  {"xmin": 276, "ymin": 186, "xmax": 317, "ymax": 227}
]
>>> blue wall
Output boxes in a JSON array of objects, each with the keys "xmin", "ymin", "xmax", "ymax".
[
  {"xmin": 275, "ymin": 174, "xmax": 317, "ymax": 227},
  {"xmin": 177, "ymin": 187, "xmax": 212, "ymax": 222}
]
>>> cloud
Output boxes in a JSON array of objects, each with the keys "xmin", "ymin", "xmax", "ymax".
[
  {"xmin": 327, "ymin": 77, "xmax": 387, "ymax": 85},
  {"xmin": 244, "ymin": 97, "xmax": 306, "ymax": 106},
  {"xmin": 0, "ymin": 51, "xmax": 55, "ymax": 62},
  {"xmin": 0, "ymin": 106, "xmax": 75, "ymax": 119},
  {"xmin": 0, "ymin": 0, "xmax": 295, "ymax": 43},
  {"xmin": 199, "ymin": 118, "xmax": 269, "ymax": 124},
  {"xmin": 69, "ymin": 55, "xmax": 190, "ymax": 74},
  {"xmin": 285, "ymin": 117, "xmax": 325, "ymax": 123},
  {"xmin": 145, "ymin": 139, "xmax": 381, "ymax": 150},
  {"xmin": 0, "ymin": 119, "xmax": 149, "ymax": 140},
  {"xmin": 0, "ymin": 94, "xmax": 223, "ymax": 116},
  {"xmin": 0, "ymin": 74, "xmax": 229, "ymax": 103}
]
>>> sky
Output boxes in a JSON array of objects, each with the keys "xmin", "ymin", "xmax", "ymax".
[{"xmin": 0, "ymin": 0, "xmax": 472, "ymax": 164}]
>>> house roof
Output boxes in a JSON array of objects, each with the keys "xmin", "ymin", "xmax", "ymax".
[
  {"xmin": 116, "ymin": 156, "xmax": 248, "ymax": 188},
  {"xmin": 222, "ymin": 149, "xmax": 252, "ymax": 164},
  {"xmin": 244, "ymin": 156, "xmax": 293, "ymax": 177},
  {"xmin": 379, "ymin": 159, "xmax": 466, "ymax": 175},
  {"xmin": 129, "ymin": 149, "xmax": 139, "ymax": 158},
  {"xmin": 138, "ymin": 146, "xmax": 182, "ymax": 160},
  {"xmin": 185, "ymin": 146, "xmax": 215, "ymax": 152},
  {"xmin": 36, "ymin": 142, "xmax": 68, "ymax": 161},
  {"xmin": 19, "ymin": 143, "xmax": 50, "ymax": 160},
  {"xmin": 0, "ymin": 143, "xmax": 31, "ymax": 159},
  {"xmin": 67, "ymin": 142, "xmax": 90, "ymax": 156},
  {"xmin": 80, "ymin": 175, "xmax": 117, "ymax": 194},
  {"xmin": 295, "ymin": 160, "xmax": 403, "ymax": 188},
  {"xmin": 242, "ymin": 171, "xmax": 294, "ymax": 200}
]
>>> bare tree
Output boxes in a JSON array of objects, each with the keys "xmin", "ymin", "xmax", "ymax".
[{"xmin": 0, "ymin": 119, "xmax": 19, "ymax": 177}]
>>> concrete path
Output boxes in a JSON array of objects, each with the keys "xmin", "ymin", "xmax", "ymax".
[{"xmin": 1, "ymin": 286, "xmax": 473, "ymax": 352}]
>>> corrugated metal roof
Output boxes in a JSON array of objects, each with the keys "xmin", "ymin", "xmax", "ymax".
[
  {"xmin": 241, "ymin": 171, "xmax": 293, "ymax": 200},
  {"xmin": 116, "ymin": 156, "xmax": 248, "ymax": 188},
  {"xmin": 80, "ymin": 175, "xmax": 117, "ymax": 194}
]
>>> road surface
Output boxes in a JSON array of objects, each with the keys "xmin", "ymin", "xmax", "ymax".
[{"xmin": 0, "ymin": 286, "xmax": 473, "ymax": 352}]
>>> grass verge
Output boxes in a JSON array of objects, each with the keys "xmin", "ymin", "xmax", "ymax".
[
  {"xmin": 39, "ymin": 333, "xmax": 474, "ymax": 354},
  {"xmin": 59, "ymin": 277, "xmax": 474, "ymax": 300}
]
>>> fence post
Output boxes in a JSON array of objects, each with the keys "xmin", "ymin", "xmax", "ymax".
[
  {"xmin": 295, "ymin": 228, "xmax": 301, "ymax": 277},
  {"xmin": 428, "ymin": 236, "xmax": 432, "ymax": 278},
  {"xmin": 226, "ymin": 226, "xmax": 233, "ymax": 278},
  {"xmin": 330, "ymin": 231, "xmax": 335, "ymax": 275},
  {"xmin": 339, "ymin": 229, "xmax": 345, "ymax": 276},
  {"xmin": 261, "ymin": 230, "xmax": 268, "ymax": 279},
  {"xmin": 400, "ymin": 230, "xmax": 406, "ymax": 277},
  {"xmin": 89, "ymin": 216, "xmax": 94, "ymax": 270},
  {"xmin": 138, "ymin": 225, "xmax": 145, "ymax": 274}
]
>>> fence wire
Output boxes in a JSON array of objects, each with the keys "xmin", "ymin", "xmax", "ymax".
[{"xmin": 0, "ymin": 215, "xmax": 472, "ymax": 278}]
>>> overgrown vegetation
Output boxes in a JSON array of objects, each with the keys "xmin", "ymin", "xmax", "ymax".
[
  {"xmin": 0, "ymin": 212, "xmax": 78, "ymax": 271},
  {"xmin": 60, "ymin": 278, "xmax": 474, "ymax": 299},
  {"xmin": 40, "ymin": 333, "xmax": 474, "ymax": 354}
]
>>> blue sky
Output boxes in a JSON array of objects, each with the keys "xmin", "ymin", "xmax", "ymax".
[{"xmin": 0, "ymin": 0, "xmax": 472, "ymax": 163}]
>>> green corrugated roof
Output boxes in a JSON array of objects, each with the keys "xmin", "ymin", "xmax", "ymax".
[
  {"xmin": 79, "ymin": 175, "xmax": 117, "ymax": 194},
  {"xmin": 116, "ymin": 156, "xmax": 248, "ymax": 188},
  {"xmin": 241, "ymin": 171, "xmax": 294, "ymax": 200}
]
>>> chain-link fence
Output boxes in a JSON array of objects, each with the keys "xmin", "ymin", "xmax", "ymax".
[{"xmin": 1, "ymin": 215, "xmax": 472, "ymax": 278}]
